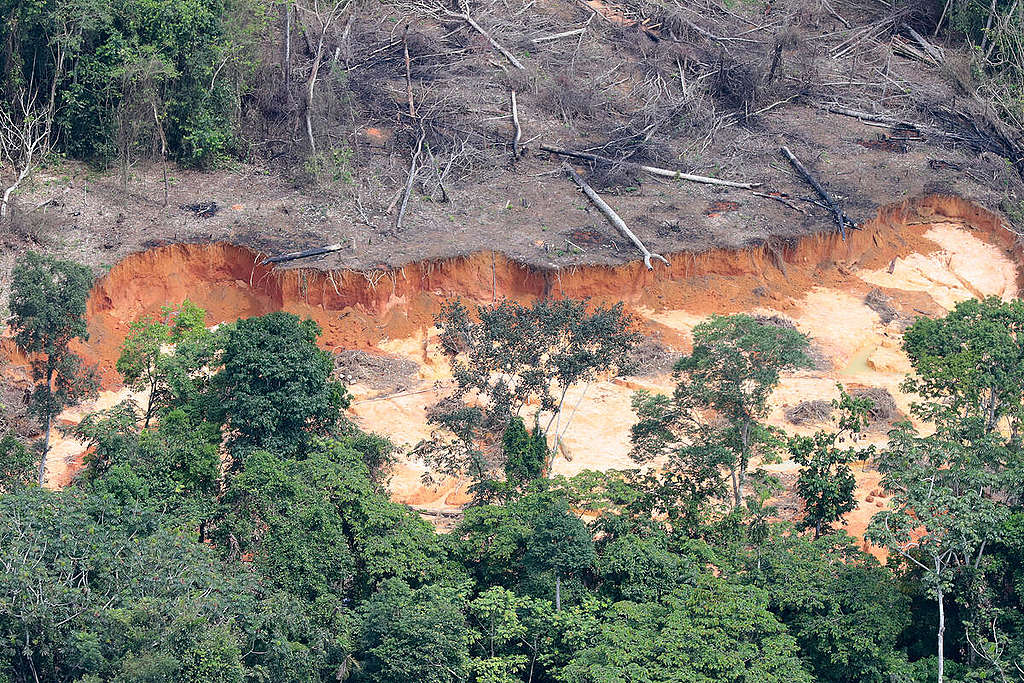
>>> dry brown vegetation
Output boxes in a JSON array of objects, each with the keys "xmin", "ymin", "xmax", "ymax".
[{"xmin": 3, "ymin": 0, "xmax": 1023, "ymax": 277}]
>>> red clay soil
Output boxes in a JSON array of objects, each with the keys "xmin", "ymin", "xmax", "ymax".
[
  {"xmin": 73, "ymin": 194, "xmax": 1017, "ymax": 388},
  {"xmin": 3, "ymin": 193, "xmax": 1020, "ymax": 555}
]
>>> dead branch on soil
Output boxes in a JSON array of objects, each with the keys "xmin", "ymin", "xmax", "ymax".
[
  {"xmin": 542, "ymin": 145, "xmax": 758, "ymax": 189},
  {"xmin": 780, "ymin": 146, "xmax": 857, "ymax": 238},
  {"xmin": 532, "ymin": 27, "xmax": 587, "ymax": 43},
  {"xmin": 752, "ymin": 191, "xmax": 806, "ymax": 214},
  {"xmin": 560, "ymin": 162, "xmax": 668, "ymax": 270},
  {"xmin": 510, "ymin": 90, "xmax": 522, "ymax": 159}
]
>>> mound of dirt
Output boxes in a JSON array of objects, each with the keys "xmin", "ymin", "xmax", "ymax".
[
  {"xmin": 334, "ymin": 349, "xmax": 419, "ymax": 395},
  {"xmin": 865, "ymin": 288, "xmax": 899, "ymax": 324}
]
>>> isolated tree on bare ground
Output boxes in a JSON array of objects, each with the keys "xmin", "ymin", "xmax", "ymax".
[
  {"xmin": 10, "ymin": 252, "xmax": 97, "ymax": 485},
  {"xmin": 116, "ymin": 299, "xmax": 208, "ymax": 427},
  {"xmin": 419, "ymin": 297, "xmax": 638, "ymax": 495},
  {"xmin": 631, "ymin": 314, "xmax": 811, "ymax": 510},
  {"xmin": 789, "ymin": 386, "xmax": 872, "ymax": 539}
]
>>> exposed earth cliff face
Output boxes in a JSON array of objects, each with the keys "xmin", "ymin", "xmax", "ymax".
[{"xmin": 4, "ymin": 194, "xmax": 1021, "ymax": 547}]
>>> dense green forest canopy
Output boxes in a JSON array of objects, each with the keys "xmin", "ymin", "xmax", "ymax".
[{"xmin": 2, "ymin": 250, "xmax": 1024, "ymax": 682}]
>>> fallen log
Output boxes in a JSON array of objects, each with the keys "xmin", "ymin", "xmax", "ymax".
[
  {"xmin": 780, "ymin": 146, "xmax": 857, "ymax": 239},
  {"xmin": 561, "ymin": 162, "xmax": 668, "ymax": 270},
  {"xmin": 261, "ymin": 244, "xmax": 344, "ymax": 264},
  {"xmin": 447, "ymin": 10, "xmax": 525, "ymax": 69},
  {"xmin": 542, "ymin": 145, "xmax": 758, "ymax": 189},
  {"xmin": 531, "ymin": 27, "xmax": 586, "ymax": 43},
  {"xmin": 819, "ymin": 104, "xmax": 912, "ymax": 127}
]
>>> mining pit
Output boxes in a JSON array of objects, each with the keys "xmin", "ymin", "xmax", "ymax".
[{"xmin": 5, "ymin": 194, "xmax": 1020, "ymax": 550}]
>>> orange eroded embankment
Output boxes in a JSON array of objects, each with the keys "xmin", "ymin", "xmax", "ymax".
[{"xmin": 5, "ymin": 194, "xmax": 1021, "ymax": 545}]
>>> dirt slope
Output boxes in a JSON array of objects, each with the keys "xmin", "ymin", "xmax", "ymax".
[{"xmin": 6, "ymin": 194, "xmax": 1019, "ymax": 552}]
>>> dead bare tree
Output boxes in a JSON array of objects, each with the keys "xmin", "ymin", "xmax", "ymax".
[
  {"xmin": 0, "ymin": 89, "xmax": 49, "ymax": 221},
  {"xmin": 295, "ymin": 0, "xmax": 351, "ymax": 153}
]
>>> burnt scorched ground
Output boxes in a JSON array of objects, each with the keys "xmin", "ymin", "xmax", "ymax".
[{"xmin": 2, "ymin": 0, "xmax": 1022, "ymax": 282}]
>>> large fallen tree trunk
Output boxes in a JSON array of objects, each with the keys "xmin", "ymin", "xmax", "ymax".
[
  {"xmin": 561, "ymin": 162, "xmax": 668, "ymax": 270},
  {"xmin": 542, "ymin": 145, "xmax": 758, "ymax": 189},
  {"xmin": 261, "ymin": 244, "xmax": 344, "ymax": 264},
  {"xmin": 780, "ymin": 146, "xmax": 857, "ymax": 239},
  {"xmin": 445, "ymin": 10, "xmax": 524, "ymax": 69}
]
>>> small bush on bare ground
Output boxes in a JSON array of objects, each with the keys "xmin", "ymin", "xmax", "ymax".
[{"xmin": 628, "ymin": 338, "xmax": 682, "ymax": 377}]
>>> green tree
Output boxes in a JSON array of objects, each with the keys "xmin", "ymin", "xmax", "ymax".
[
  {"xmin": 556, "ymin": 579, "xmax": 813, "ymax": 683},
  {"xmin": 216, "ymin": 439, "xmax": 448, "ymax": 601},
  {"xmin": 751, "ymin": 531, "xmax": 910, "ymax": 682},
  {"xmin": 359, "ymin": 579, "xmax": 472, "ymax": 683},
  {"xmin": 867, "ymin": 415, "xmax": 1016, "ymax": 683},
  {"xmin": 116, "ymin": 299, "xmax": 207, "ymax": 426},
  {"xmin": 870, "ymin": 299, "xmax": 1024, "ymax": 682},
  {"xmin": 0, "ymin": 486, "xmax": 246, "ymax": 681},
  {"xmin": 632, "ymin": 314, "xmax": 810, "ymax": 509},
  {"xmin": 209, "ymin": 312, "xmax": 349, "ymax": 455},
  {"xmin": 75, "ymin": 402, "xmax": 221, "ymax": 537},
  {"xmin": 0, "ymin": 0, "xmax": 272, "ymax": 167},
  {"xmin": 468, "ymin": 587, "xmax": 531, "ymax": 683},
  {"xmin": 0, "ymin": 433, "xmax": 34, "ymax": 491},
  {"xmin": 903, "ymin": 297, "xmax": 1024, "ymax": 435},
  {"xmin": 9, "ymin": 251, "xmax": 97, "ymax": 485},
  {"xmin": 502, "ymin": 416, "xmax": 549, "ymax": 485},
  {"xmin": 524, "ymin": 498, "xmax": 596, "ymax": 612},
  {"xmin": 789, "ymin": 387, "xmax": 871, "ymax": 538},
  {"xmin": 597, "ymin": 531, "xmax": 699, "ymax": 603},
  {"xmin": 422, "ymin": 298, "xmax": 637, "ymax": 489}
]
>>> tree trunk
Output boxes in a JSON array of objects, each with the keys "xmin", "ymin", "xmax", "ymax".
[
  {"xmin": 144, "ymin": 374, "xmax": 157, "ymax": 428},
  {"xmin": 555, "ymin": 574, "xmax": 561, "ymax": 612},
  {"xmin": 937, "ymin": 583, "xmax": 945, "ymax": 683},
  {"xmin": 36, "ymin": 368, "xmax": 54, "ymax": 486},
  {"xmin": 730, "ymin": 465, "xmax": 741, "ymax": 508},
  {"xmin": 737, "ymin": 461, "xmax": 747, "ymax": 508},
  {"xmin": 37, "ymin": 414, "xmax": 51, "ymax": 487},
  {"xmin": 735, "ymin": 419, "xmax": 751, "ymax": 509}
]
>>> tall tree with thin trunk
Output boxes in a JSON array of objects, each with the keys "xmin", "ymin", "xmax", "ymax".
[
  {"xmin": 631, "ymin": 314, "xmax": 811, "ymax": 509},
  {"xmin": 10, "ymin": 252, "xmax": 97, "ymax": 485},
  {"xmin": 869, "ymin": 297, "xmax": 1024, "ymax": 683},
  {"xmin": 867, "ymin": 414, "xmax": 1012, "ymax": 683}
]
